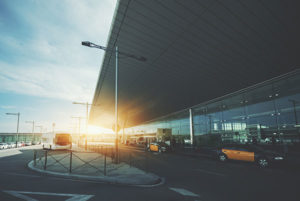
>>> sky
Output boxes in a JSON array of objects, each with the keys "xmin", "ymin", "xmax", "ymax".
[{"xmin": 0, "ymin": 0, "xmax": 117, "ymax": 133}]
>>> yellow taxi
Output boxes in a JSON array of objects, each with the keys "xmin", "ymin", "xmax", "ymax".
[
  {"xmin": 147, "ymin": 142, "xmax": 169, "ymax": 152},
  {"xmin": 218, "ymin": 145, "xmax": 284, "ymax": 168}
]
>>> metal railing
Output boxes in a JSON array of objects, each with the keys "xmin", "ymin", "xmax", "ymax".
[{"xmin": 33, "ymin": 145, "xmax": 150, "ymax": 176}]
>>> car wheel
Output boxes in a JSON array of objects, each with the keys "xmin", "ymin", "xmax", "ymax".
[
  {"xmin": 219, "ymin": 154, "xmax": 227, "ymax": 162},
  {"xmin": 257, "ymin": 157, "xmax": 269, "ymax": 168}
]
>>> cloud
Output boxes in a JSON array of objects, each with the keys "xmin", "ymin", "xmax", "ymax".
[
  {"xmin": 0, "ymin": 0, "xmax": 117, "ymax": 102},
  {"xmin": 0, "ymin": 105, "xmax": 16, "ymax": 109},
  {"xmin": 0, "ymin": 61, "xmax": 98, "ymax": 101}
]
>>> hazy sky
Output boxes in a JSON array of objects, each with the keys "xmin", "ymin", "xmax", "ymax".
[{"xmin": 0, "ymin": 0, "xmax": 117, "ymax": 133}]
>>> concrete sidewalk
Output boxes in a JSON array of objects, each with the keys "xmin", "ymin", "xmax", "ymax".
[
  {"xmin": 0, "ymin": 145, "xmax": 41, "ymax": 158},
  {"xmin": 28, "ymin": 149, "xmax": 162, "ymax": 186}
]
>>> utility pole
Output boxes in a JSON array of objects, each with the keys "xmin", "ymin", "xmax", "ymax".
[
  {"xmin": 6, "ymin": 112, "xmax": 20, "ymax": 147},
  {"xmin": 52, "ymin": 123, "xmax": 55, "ymax": 133},
  {"xmin": 72, "ymin": 116, "xmax": 85, "ymax": 149},
  {"xmin": 35, "ymin": 125, "xmax": 43, "ymax": 144},
  {"xmin": 81, "ymin": 41, "xmax": 146, "ymax": 163},
  {"xmin": 72, "ymin": 102, "xmax": 92, "ymax": 150},
  {"xmin": 25, "ymin": 121, "xmax": 35, "ymax": 144},
  {"xmin": 115, "ymin": 46, "xmax": 119, "ymax": 162}
]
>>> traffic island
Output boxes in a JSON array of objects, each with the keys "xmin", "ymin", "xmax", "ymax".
[{"xmin": 28, "ymin": 149, "xmax": 163, "ymax": 186}]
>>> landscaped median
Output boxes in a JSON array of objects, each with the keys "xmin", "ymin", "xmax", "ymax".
[{"xmin": 27, "ymin": 148, "xmax": 163, "ymax": 186}]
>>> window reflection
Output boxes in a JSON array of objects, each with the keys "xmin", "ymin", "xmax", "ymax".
[{"xmin": 124, "ymin": 71, "xmax": 300, "ymax": 149}]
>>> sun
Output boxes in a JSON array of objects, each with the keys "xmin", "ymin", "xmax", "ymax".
[{"xmin": 87, "ymin": 125, "xmax": 114, "ymax": 135}]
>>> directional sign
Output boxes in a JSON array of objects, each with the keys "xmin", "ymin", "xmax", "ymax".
[{"xmin": 3, "ymin": 190, "xmax": 94, "ymax": 201}]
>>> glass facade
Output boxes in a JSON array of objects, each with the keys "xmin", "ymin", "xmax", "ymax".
[
  {"xmin": 125, "ymin": 70, "xmax": 300, "ymax": 149},
  {"xmin": 0, "ymin": 133, "xmax": 42, "ymax": 143}
]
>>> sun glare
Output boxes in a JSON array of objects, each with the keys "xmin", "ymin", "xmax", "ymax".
[{"xmin": 87, "ymin": 125, "xmax": 114, "ymax": 135}]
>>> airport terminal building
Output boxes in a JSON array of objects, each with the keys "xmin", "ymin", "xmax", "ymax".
[
  {"xmin": 89, "ymin": 0, "xmax": 300, "ymax": 150},
  {"xmin": 125, "ymin": 70, "xmax": 300, "ymax": 148}
]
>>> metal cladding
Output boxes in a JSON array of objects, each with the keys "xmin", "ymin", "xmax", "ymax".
[{"xmin": 89, "ymin": 0, "xmax": 300, "ymax": 129}]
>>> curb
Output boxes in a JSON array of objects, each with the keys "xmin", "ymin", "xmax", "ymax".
[{"xmin": 27, "ymin": 160, "xmax": 164, "ymax": 187}]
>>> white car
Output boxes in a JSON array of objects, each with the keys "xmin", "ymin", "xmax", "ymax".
[
  {"xmin": 0, "ymin": 143, "xmax": 8, "ymax": 149},
  {"xmin": 9, "ymin": 142, "xmax": 16, "ymax": 148},
  {"xmin": 25, "ymin": 142, "xmax": 32, "ymax": 146},
  {"xmin": 4, "ymin": 143, "xmax": 9, "ymax": 149}
]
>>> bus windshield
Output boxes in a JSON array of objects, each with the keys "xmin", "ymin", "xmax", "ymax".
[{"xmin": 55, "ymin": 134, "xmax": 71, "ymax": 146}]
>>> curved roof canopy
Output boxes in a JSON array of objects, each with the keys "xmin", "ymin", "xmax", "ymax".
[{"xmin": 89, "ymin": 0, "xmax": 300, "ymax": 129}]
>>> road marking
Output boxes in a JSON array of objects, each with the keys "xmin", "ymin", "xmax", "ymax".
[
  {"xmin": 193, "ymin": 168, "xmax": 227, "ymax": 177},
  {"xmin": 169, "ymin": 187, "xmax": 200, "ymax": 197},
  {"xmin": 3, "ymin": 190, "xmax": 94, "ymax": 201}
]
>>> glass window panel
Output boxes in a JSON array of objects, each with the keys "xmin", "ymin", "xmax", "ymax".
[
  {"xmin": 245, "ymin": 84, "xmax": 277, "ymax": 144},
  {"xmin": 273, "ymin": 74, "xmax": 300, "ymax": 143}
]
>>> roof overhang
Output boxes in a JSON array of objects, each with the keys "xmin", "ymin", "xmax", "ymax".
[{"xmin": 89, "ymin": 0, "xmax": 300, "ymax": 129}]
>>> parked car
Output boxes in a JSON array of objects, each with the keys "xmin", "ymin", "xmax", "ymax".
[
  {"xmin": 25, "ymin": 142, "xmax": 32, "ymax": 146},
  {"xmin": 217, "ymin": 144, "xmax": 285, "ymax": 168},
  {"xmin": 9, "ymin": 142, "xmax": 16, "ymax": 148},
  {"xmin": 147, "ymin": 142, "xmax": 170, "ymax": 153},
  {"xmin": 6, "ymin": 143, "xmax": 12, "ymax": 148},
  {"xmin": 0, "ymin": 143, "xmax": 6, "ymax": 149}
]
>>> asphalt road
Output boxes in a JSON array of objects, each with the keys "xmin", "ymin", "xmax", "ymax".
[{"xmin": 0, "ymin": 145, "xmax": 300, "ymax": 201}]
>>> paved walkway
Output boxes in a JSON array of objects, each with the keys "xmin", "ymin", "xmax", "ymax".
[
  {"xmin": 0, "ymin": 145, "xmax": 41, "ymax": 158},
  {"xmin": 28, "ymin": 147, "xmax": 162, "ymax": 186}
]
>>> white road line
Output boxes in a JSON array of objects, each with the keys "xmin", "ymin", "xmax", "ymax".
[
  {"xmin": 169, "ymin": 187, "xmax": 200, "ymax": 197},
  {"xmin": 193, "ymin": 169, "xmax": 227, "ymax": 177},
  {"xmin": 3, "ymin": 190, "xmax": 94, "ymax": 201}
]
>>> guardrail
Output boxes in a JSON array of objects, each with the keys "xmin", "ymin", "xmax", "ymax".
[{"xmin": 33, "ymin": 145, "xmax": 150, "ymax": 176}]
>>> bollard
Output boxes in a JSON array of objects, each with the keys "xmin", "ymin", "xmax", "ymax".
[
  {"xmin": 104, "ymin": 149, "xmax": 107, "ymax": 176},
  {"xmin": 69, "ymin": 151, "xmax": 72, "ymax": 173},
  {"xmin": 33, "ymin": 150, "xmax": 37, "ymax": 166},
  {"xmin": 44, "ymin": 150, "xmax": 48, "ymax": 170}
]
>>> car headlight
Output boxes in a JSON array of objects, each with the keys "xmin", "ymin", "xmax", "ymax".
[{"xmin": 274, "ymin": 156, "xmax": 284, "ymax": 160}]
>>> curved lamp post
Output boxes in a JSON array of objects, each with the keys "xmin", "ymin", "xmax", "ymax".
[{"xmin": 81, "ymin": 41, "xmax": 146, "ymax": 162}]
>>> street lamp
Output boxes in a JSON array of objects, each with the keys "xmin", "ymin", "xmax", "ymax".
[
  {"xmin": 72, "ymin": 102, "xmax": 92, "ymax": 135},
  {"xmin": 81, "ymin": 41, "xmax": 146, "ymax": 163},
  {"xmin": 25, "ymin": 120, "xmax": 35, "ymax": 144},
  {"xmin": 72, "ymin": 102, "xmax": 92, "ymax": 151},
  {"xmin": 71, "ymin": 116, "xmax": 85, "ymax": 149},
  {"xmin": 6, "ymin": 112, "xmax": 20, "ymax": 147}
]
